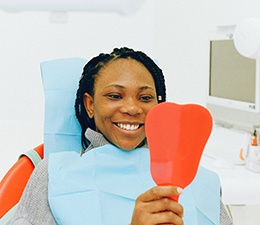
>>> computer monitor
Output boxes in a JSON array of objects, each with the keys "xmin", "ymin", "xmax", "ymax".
[{"xmin": 206, "ymin": 37, "xmax": 260, "ymax": 132}]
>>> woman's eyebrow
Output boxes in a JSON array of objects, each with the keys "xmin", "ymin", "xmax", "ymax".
[
  {"xmin": 104, "ymin": 84, "xmax": 155, "ymax": 91},
  {"xmin": 104, "ymin": 84, "xmax": 125, "ymax": 89},
  {"xmin": 139, "ymin": 86, "xmax": 155, "ymax": 91}
]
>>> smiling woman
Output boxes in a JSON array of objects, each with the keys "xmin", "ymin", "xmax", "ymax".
[
  {"xmin": 75, "ymin": 47, "xmax": 166, "ymax": 151},
  {"xmin": 83, "ymin": 58, "xmax": 158, "ymax": 150},
  {"xmin": 9, "ymin": 47, "xmax": 233, "ymax": 225}
]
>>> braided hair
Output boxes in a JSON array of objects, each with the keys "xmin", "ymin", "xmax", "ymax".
[{"xmin": 75, "ymin": 47, "xmax": 166, "ymax": 149}]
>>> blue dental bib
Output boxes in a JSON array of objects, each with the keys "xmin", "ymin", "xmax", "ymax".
[{"xmin": 48, "ymin": 144, "xmax": 220, "ymax": 225}]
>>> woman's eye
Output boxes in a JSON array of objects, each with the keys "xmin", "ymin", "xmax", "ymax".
[
  {"xmin": 140, "ymin": 95, "xmax": 153, "ymax": 102},
  {"xmin": 107, "ymin": 94, "xmax": 122, "ymax": 100}
]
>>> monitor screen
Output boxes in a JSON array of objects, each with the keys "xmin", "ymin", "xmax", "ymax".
[
  {"xmin": 207, "ymin": 38, "xmax": 260, "ymax": 132},
  {"xmin": 208, "ymin": 38, "xmax": 258, "ymax": 112}
]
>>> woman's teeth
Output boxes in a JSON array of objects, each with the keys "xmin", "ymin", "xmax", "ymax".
[{"xmin": 117, "ymin": 123, "xmax": 139, "ymax": 131}]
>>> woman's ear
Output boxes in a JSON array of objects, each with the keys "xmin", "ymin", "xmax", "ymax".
[{"xmin": 83, "ymin": 93, "xmax": 94, "ymax": 118}]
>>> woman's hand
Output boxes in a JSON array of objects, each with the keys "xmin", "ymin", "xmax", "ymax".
[{"xmin": 130, "ymin": 186, "xmax": 184, "ymax": 225}]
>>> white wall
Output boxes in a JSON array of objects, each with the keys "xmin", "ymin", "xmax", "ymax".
[{"xmin": 0, "ymin": 0, "xmax": 156, "ymax": 179}]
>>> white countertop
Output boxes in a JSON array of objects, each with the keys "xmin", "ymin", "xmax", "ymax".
[{"xmin": 200, "ymin": 155, "xmax": 260, "ymax": 205}]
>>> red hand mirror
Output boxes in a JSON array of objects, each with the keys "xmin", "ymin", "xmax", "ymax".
[{"xmin": 145, "ymin": 102, "xmax": 212, "ymax": 201}]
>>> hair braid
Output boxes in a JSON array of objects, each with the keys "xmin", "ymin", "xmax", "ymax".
[{"xmin": 75, "ymin": 47, "xmax": 166, "ymax": 149}]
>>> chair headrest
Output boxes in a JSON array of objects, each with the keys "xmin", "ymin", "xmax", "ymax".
[{"xmin": 41, "ymin": 58, "xmax": 87, "ymax": 157}]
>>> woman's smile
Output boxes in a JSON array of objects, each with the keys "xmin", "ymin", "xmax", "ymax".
[{"xmin": 114, "ymin": 122, "xmax": 143, "ymax": 131}]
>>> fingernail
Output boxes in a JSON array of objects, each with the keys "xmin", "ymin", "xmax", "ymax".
[{"xmin": 177, "ymin": 187, "xmax": 183, "ymax": 194}]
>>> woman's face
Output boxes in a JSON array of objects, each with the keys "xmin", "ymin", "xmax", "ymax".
[{"xmin": 84, "ymin": 58, "xmax": 158, "ymax": 150}]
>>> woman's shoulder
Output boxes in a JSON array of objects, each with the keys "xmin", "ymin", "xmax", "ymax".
[
  {"xmin": 10, "ymin": 158, "xmax": 56, "ymax": 224},
  {"xmin": 20, "ymin": 157, "xmax": 49, "ymax": 200},
  {"xmin": 31, "ymin": 157, "xmax": 48, "ymax": 180},
  {"xmin": 36, "ymin": 157, "xmax": 48, "ymax": 169}
]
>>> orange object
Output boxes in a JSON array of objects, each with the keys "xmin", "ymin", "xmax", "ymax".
[
  {"xmin": 239, "ymin": 148, "xmax": 245, "ymax": 161},
  {"xmin": 0, "ymin": 144, "xmax": 44, "ymax": 218},
  {"xmin": 251, "ymin": 130, "xmax": 257, "ymax": 146},
  {"xmin": 145, "ymin": 102, "xmax": 212, "ymax": 201}
]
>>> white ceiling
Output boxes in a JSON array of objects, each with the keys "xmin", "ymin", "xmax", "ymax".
[{"xmin": 0, "ymin": 0, "xmax": 147, "ymax": 14}]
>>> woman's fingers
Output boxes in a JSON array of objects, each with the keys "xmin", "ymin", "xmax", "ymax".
[
  {"xmin": 151, "ymin": 209, "xmax": 184, "ymax": 225},
  {"xmin": 137, "ymin": 185, "xmax": 183, "ymax": 203},
  {"xmin": 131, "ymin": 186, "xmax": 184, "ymax": 225},
  {"xmin": 149, "ymin": 196, "xmax": 184, "ymax": 217}
]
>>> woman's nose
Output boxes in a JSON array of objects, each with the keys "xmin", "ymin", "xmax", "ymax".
[{"xmin": 120, "ymin": 99, "xmax": 143, "ymax": 115}]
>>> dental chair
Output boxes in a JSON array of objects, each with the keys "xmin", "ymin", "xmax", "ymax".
[
  {"xmin": 0, "ymin": 144, "xmax": 44, "ymax": 221},
  {"xmin": 0, "ymin": 57, "xmax": 87, "ymax": 224}
]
